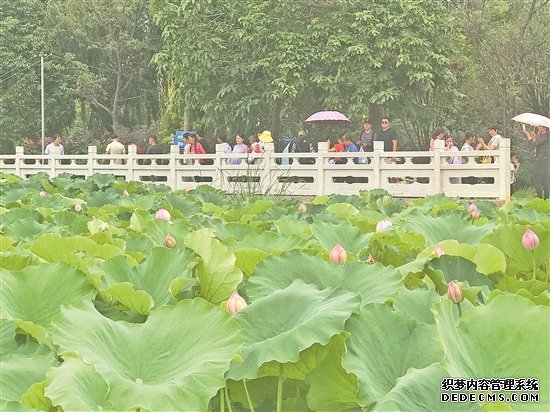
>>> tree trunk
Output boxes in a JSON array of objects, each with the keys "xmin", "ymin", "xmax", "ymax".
[
  {"xmin": 111, "ymin": 51, "xmax": 122, "ymax": 134},
  {"xmin": 271, "ymin": 98, "xmax": 283, "ymax": 141},
  {"xmin": 183, "ymin": 109, "xmax": 193, "ymax": 131}
]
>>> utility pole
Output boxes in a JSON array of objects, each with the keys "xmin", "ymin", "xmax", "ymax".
[{"xmin": 41, "ymin": 53, "xmax": 45, "ymax": 154}]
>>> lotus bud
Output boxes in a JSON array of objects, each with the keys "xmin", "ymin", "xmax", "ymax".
[
  {"xmin": 185, "ymin": 183, "xmax": 196, "ymax": 191},
  {"xmin": 447, "ymin": 281, "xmax": 464, "ymax": 304},
  {"xmin": 39, "ymin": 191, "xmax": 46, "ymax": 197},
  {"xmin": 522, "ymin": 229, "xmax": 539, "ymax": 251},
  {"xmin": 376, "ymin": 219, "xmax": 392, "ymax": 232},
  {"xmin": 329, "ymin": 243, "xmax": 348, "ymax": 265},
  {"xmin": 163, "ymin": 233, "xmax": 176, "ymax": 248},
  {"xmin": 227, "ymin": 290, "xmax": 247, "ymax": 314},
  {"xmin": 433, "ymin": 245, "xmax": 445, "ymax": 257},
  {"xmin": 74, "ymin": 203, "xmax": 82, "ymax": 212},
  {"xmin": 468, "ymin": 203, "xmax": 477, "ymax": 212},
  {"xmin": 155, "ymin": 208, "xmax": 171, "ymax": 221},
  {"xmin": 122, "ymin": 189, "xmax": 129, "ymax": 197},
  {"xmin": 367, "ymin": 254, "xmax": 375, "ymax": 264},
  {"xmin": 298, "ymin": 203, "xmax": 307, "ymax": 213},
  {"xmin": 470, "ymin": 209, "xmax": 480, "ymax": 220}
]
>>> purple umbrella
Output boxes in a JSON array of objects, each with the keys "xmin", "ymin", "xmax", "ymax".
[{"xmin": 304, "ymin": 110, "xmax": 350, "ymax": 122}]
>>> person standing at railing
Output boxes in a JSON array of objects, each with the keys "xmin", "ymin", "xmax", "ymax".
[
  {"xmin": 342, "ymin": 135, "xmax": 359, "ymax": 164},
  {"xmin": 188, "ymin": 133, "xmax": 206, "ymax": 165},
  {"xmin": 429, "ymin": 128, "xmax": 445, "ymax": 151},
  {"xmin": 377, "ymin": 117, "xmax": 398, "ymax": 163},
  {"xmin": 476, "ymin": 125, "xmax": 502, "ymax": 151},
  {"xmin": 44, "ymin": 135, "xmax": 64, "ymax": 155},
  {"xmin": 523, "ymin": 125, "xmax": 549, "ymax": 199},
  {"xmin": 105, "ymin": 135, "xmax": 126, "ymax": 164},
  {"xmin": 358, "ymin": 119, "xmax": 377, "ymax": 152},
  {"xmin": 228, "ymin": 134, "xmax": 248, "ymax": 165}
]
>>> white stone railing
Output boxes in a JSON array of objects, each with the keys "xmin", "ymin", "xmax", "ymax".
[{"xmin": 0, "ymin": 139, "xmax": 511, "ymax": 199}]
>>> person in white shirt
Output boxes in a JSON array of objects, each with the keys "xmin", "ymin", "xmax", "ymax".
[
  {"xmin": 105, "ymin": 135, "xmax": 126, "ymax": 164},
  {"xmin": 44, "ymin": 135, "xmax": 64, "ymax": 155},
  {"xmin": 476, "ymin": 125, "xmax": 502, "ymax": 150}
]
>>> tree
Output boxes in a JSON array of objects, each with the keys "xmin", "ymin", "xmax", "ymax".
[{"xmin": 152, "ymin": 0, "xmax": 460, "ymax": 141}]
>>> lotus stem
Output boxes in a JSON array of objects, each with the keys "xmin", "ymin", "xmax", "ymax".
[
  {"xmin": 276, "ymin": 372, "xmax": 285, "ymax": 412},
  {"xmin": 224, "ymin": 386, "xmax": 233, "ymax": 412},
  {"xmin": 457, "ymin": 302, "xmax": 463, "ymax": 317},
  {"xmin": 531, "ymin": 252, "xmax": 537, "ymax": 281},
  {"xmin": 220, "ymin": 388, "xmax": 225, "ymax": 412},
  {"xmin": 242, "ymin": 379, "xmax": 255, "ymax": 412}
]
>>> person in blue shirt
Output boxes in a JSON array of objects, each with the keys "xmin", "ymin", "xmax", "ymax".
[{"xmin": 342, "ymin": 135, "xmax": 359, "ymax": 164}]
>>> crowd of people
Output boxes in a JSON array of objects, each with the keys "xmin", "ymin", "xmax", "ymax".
[{"xmin": 41, "ymin": 119, "xmax": 549, "ymax": 198}]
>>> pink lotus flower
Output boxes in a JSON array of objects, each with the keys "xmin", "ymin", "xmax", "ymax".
[
  {"xmin": 298, "ymin": 203, "xmax": 307, "ymax": 213},
  {"xmin": 39, "ymin": 191, "xmax": 46, "ymax": 198},
  {"xmin": 227, "ymin": 290, "xmax": 247, "ymax": 314},
  {"xmin": 155, "ymin": 208, "xmax": 171, "ymax": 221},
  {"xmin": 74, "ymin": 203, "xmax": 82, "ymax": 212},
  {"xmin": 376, "ymin": 220, "xmax": 392, "ymax": 232},
  {"xmin": 433, "ymin": 245, "xmax": 445, "ymax": 257},
  {"xmin": 468, "ymin": 203, "xmax": 477, "ymax": 212},
  {"xmin": 163, "ymin": 233, "xmax": 176, "ymax": 248},
  {"xmin": 367, "ymin": 254, "xmax": 375, "ymax": 264},
  {"xmin": 447, "ymin": 281, "xmax": 464, "ymax": 304},
  {"xmin": 470, "ymin": 209, "xmax": 480, "ymax": 220},
  {"xmin": 522, "ymin": 229, "xmax": 539, "ymax": 251},
  {"xmin": 329, "ymin": 243, "xmax": 348, "ymax": 265}
]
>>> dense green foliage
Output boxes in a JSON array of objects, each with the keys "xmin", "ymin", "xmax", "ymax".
[
  {"xmin": 1, "ymin": 0, "xmax": 549, "ymax": 150},
  {"xmin": 1, "ymin": 173, "xmax": 549, "ymax": 411}
]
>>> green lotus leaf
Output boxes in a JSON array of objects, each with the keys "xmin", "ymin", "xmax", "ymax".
[
  {"xmin": 311, "ymin": 220, "xmax": 369, "ymax": 255},
  {"xmin": 513, "ymin": 208, "xmax": 550, "ymax": 224},
  {"xmin": 228, "ymin": 280, "xmax": 361, "ymax": 380},
  {"xmin": 402, "ymin": 210, "xmax": 496, "ymax": 244},
  {"xmin": 0, "ymin": 208, "xmax": 40, "ymax": 226},
  {"xmin": 393, "ymin": 287, "xmax": 441, "ymax": 324},
  {"xmin": 52, "ymin": 299, "xmax": 242, "ymax": 412},
  {"xmin": 241, "ymin": 199, "xmax": 273, "ymax": 215},
  {"xmin": 45, "ymin": 358, "xmax": 113, "ymax": 411},
  {"xmin": 435, "ymin": 295, "xmax": 549, "ymax": 411},
  {"xmin": 366, "ymin": 231, "xmax": 426, "ymax": 267},
  {"xmin": 1, "ymin": 320, "xmax": 18, "ymax": 355},
  {"xmin": 481, "ymin": 224, "xmax": 549, "ymax": 275},
  {"xmin": 30, "ymin": 233, "xmax": 126, "ymax": 265},
  {"xmin": 325, "ymin": 202, "xmax": 360, "ymax": 219},
  {"xmin": 0, "ymin": 235, "xmax": 14, "ymax": 251},
  {"xmin": 0, "ymin": 345, "xmax": 57, "ymax": 410},
  {"xmin": 247, "ymin": 251, "xmax": 402, "ymax": 305},
  {"xmin": 165, "ymin": 192, "xmax": 198, "ymax": 215},
  {"xmin": 342, "ymin": 304, "xmax": 444, "ymax": 407},
  {"xmin": 305, "ymin": 335, "xmax": 359, "ymax": 411},
  {"xmin": 495, "ymin": 279, "xmax": 550, "ymax": 306},
  {"xmin": 429, "ymin": 255, "xmax": 494, "ymax": 288},
  {"xmin": 234, "ymin": 248, "xmax": 270, "ymax": 277},
  {"xmin": 419, "ymin": 240, "xmax": 507, "ymax": 275},
  {"xmin": 373, "ymin": 364, "xmax": 481, "ymax": 412},
  {"xmin": 205, "ymin": 221, "xmax": 261, "ymax": 241},
  {"xmin": 0, "ymin": 253, "xmax": 40, "ymax": 271},
  {"xmin": 86, "ymin": 190, "xmax": 121, "ymax": 208},
  {"xmin": 4, "ymin": 217, "xmax": 55, "ymax": 242},
  {"xmin": 184, "ymin": 228, "xmax": 243, "ymax": 304},
  {"xmin": 237, "ymin": 231, "xmax": 304, "ymax": 253},
  {"xmin": 0, "ymin": 263, "xmax": 95, "ymax": 345},
  {"xmin": 20, "ymin": 380, "xmax": 52, "ymax": 412},
  {"xmin": 275, "ymin": 219, "xmax": 312, "ymax": 240},
  {"xmin": 98, "ymin": 247, "xmax": 194, "ymax": 312},
  {"xmin": 142, "ymin": 219, "xmax": 192, "ymax": 248}
]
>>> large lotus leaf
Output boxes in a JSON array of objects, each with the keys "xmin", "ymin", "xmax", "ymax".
[
  {"xmin": 393, "ymin": 287, "xmax": 441, "ymax": 324},
  {"xmin": 234, "ymin": 248, "xmax": 270, "ymax": 277},
  {"xmin": 311, "ymin": 220, "xmax": 369, "ymax": 255},
  {"xmin": 342, "ymin": 304, "xmax": 444, "ymax": 407},
  {"xmin": 184, "ymin": 228, "xmax": 243, "ymax": 304},
  {"xmin": 0, "ymin": 345, "xmax": 57, "ymax": 410},
  {"xmin": 30, "ymin": 233, "xmax": 126, "ymax": 265},
  {"xmin": 325, "ymin": 202, "xmax": 360, "ymax": 219},
  {"xmin": 45, "ymin": 358, "xmax": 113, "ymax": 411},
  {"xmin": 142, "ymin": 219, "xmax": 193, "ymax": 247},
  {"xmin": 495, "ymin": 278, "xmax": 550, "ymax": 306},
  {"xmin": 365, "ymin": 231, "xmax": 426, "ymax": 267},
  {"xmin": 165, "ymin": 192, "xmax": 199, "ymax": 216},
  {"xmin": 0, "ymin": 254, "xmax": 40, "ymax": 271},
  {"xmin": 305, "ymin": 335, "xmax": 359, "ymax": 411},
  {"xmin": 20, "ymin": 380, "xmax": 52, "ymax": 412},
  {"xmin": 435, "ymin": 295, "xmax": 549, "ymax": 411},
  {"xmin": 481, "ymin": 225, "xmax": 549, "ymax": 274},
  {"xmin": 237, "ymin": 231, "xmax": 304, "ymax": 253},
  {"xmin": 373, "ymin": 364, "xmax": 481, "ymax": 412},
  {"xmin": 0, "ymin": 264, "xmax": 95, "ymax": 345},
  {"xmin": 86, "ymin": 189, "xmax": 121, "ymax": 208},
  {"xmin": 1, "ymin": 320, "xmax": 18, "ymax": 354},
  {"xmin": 275, "ymin": 219, "xmax": 312, "ymax": 240},
  {"xmin": 418, "ymin": 240, "xmax": 507, "ymax": 275},
  {"xmin": 4, "ymin": 217, "xmax": 55, "ymax": 241},
  {"xmin": 429, "ymin": 255, "xmax": 494, "ymax": 288},
  {"xmin": 52, "ymin": 299, "xmax": 242, "ymax": 412},
  {"xmin": 402, "ymin": 210, "xmax": 496, "ymax": 244},
  {"xmin": 247, "ymin": 251, "xmax": 402, "ymax": 305},
  {"xmin": 206, "ymin": 221, "xmax": 261, "ymax": 241},
  {"xmin": 0, "ymin": 208, "xmax": 40, "ymax": 226},
  {"xmin": 99, "ymin": 247, "xmax": 194, "ymax": 312},
  {"xmin": 513, "ymin": 207, "xmax": 550, "ymax": 224},
  {"xmin": 0, "ymin": 235, "xmax": 15, "ymax": 251},
  {"xmin": 227, "ymin": 280, "xmax": 361, "ymax": 380}
]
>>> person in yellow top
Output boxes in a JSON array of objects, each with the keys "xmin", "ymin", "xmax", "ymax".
[{"xmin": 105, "ymin": 135, "xmax": 126, "ymax": 164}]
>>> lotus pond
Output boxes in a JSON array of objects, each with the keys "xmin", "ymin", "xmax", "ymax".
[{"xmin": 1, "ymin": 173, "xmax": 549, "ymax": 411}]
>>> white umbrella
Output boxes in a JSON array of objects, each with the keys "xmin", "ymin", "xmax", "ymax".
[{"xmin": 512, "ymin": 113, "xmax": 550, "ymax": 128}]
